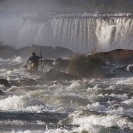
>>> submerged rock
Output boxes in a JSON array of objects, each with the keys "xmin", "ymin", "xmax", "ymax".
[
  {"xmin": 0, "ymin": 79, "xmax": 11, "ymax": 87},
  {"xmin": 40, "ymin": 69, "xmax": 82, "ymax": 81}
]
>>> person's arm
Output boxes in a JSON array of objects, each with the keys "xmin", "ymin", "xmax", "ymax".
[
  {"xmin": 25, "ymin": 57, "xmax": 31, "ymax": 66},
  {"xmin": 26, "ymin": 59, "xmax": 30, "ymax": 65},
  {"xmin": 40, "ymin": 51, "xmax": 42, "ymax": 59}
]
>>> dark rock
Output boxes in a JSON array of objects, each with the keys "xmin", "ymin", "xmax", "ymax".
[
  {"xmin": 108, "ymin": 101, "xmax": 122, "ymax": 109},
  {"xmin": 0, "ymin": 79, "xmax": 11, "ymax": 87},
  {"xmin": 97, "ymin": 49, "xmax": 133, "ymax": 60},
  {"xmin": 41, "ymin": 59, "xmax": 54, "ymax": 67},
  {"xmin": 96, "ymin": 49, "xmax": 133, "ymax": 65},
  {"xmin": 10, "ymin": 78, "xmax": 38, "ymax": 86},
  {"xmin": 128, "ymin": 92, "xmax": 133, "ymax": 98},
  {"xmin": 0, "ymin": 44, "xmax": 16, "ymax": 59},
  {"xmin": 16, "ymin": 45, "xmax": 75, "ymax": 59},
  {"xmin": 40, "ymin": 69, "xmax": 82, "ymax": 81},
  {"xmin": 122, "ymin": 56, "xmax": 133, "ymax": 65},
  {"xmin": 53, "ymin": 58, "xmax": 69, "ymax": 68},
  {"xmin": 16, "ymin": 46, "xmax": 31, "ymax": 59},
  {"xmin": 0, "ymin": 90, "xmax": 3, "ymax": 95},
  {"xmin": 32, "ymin": 44, "xmax": 55, "ymax": 59},
  {"xmin": 54, "ymin": 46, "xmax": 75, "ymax": 57},
  {"xmin": 104, "ymin": 73, "xmax": 116, "ymax": 78}
]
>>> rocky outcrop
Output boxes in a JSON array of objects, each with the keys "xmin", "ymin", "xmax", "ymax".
[
  {"xmin": 16, "ymin": 46, "xmax": 32, "ymax": 59},
  {"xmin": 0, "ymin": 44, "xmax": 16, "ymax": 59},
  {"xmin": 53, "ymin": 58, "xmax": 69, "ymax": 72},
  {"xmin": 96, "ymin": 49, "xmax": 133, "ymax": 60},
  {"xmin": 32, "ymin": 45, "xmax": 75, "ymax": 59},
  {"xmin": 0, "ymin": 90, "xmax": 3, "ymax": 95},
  {"xmin": 0, "ymin": 79, "xmax": 11, "ymax": 87},
  {"xmin": 96, "ymin": 49, "xmax": 133, "ymax": 65},
  {"xmin": 0, "ymin": 44, "xmax": 75, "ymax": 59},
  {"xmin": 16, "ymin": 45, "xmax": 75, "ymax": 59},
  {"xmin": 54, "ymin": 46, "xmax": 74, "ymax": 58},
  {"xmin": 10, "ymin": 78, "xmax": 38, "ymax": 86},
  {"xmin": 32, "ymin": 45, "xmax": 55, "ymax": 59},
  {"xmin": 39, "ymin": 69, "xmax": 82, "ymax": 81}
]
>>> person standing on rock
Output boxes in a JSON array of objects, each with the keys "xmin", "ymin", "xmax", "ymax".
[{"xmin": 25, "ymin": 51, "xmax": 42, "ymax": 74}]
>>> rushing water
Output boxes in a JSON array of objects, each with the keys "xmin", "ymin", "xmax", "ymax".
[
  {"xmin": 1, "ymin": 12, "xmax": 133, "ymax": 53},
  {"xmin": 0, "ymin": 56, "xmax": 133, "ymax": 133}
]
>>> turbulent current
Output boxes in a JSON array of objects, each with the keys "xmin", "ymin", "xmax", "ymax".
[{"xmin": 0, "ymin": 56, "xmax": 133, "ymax": 133}]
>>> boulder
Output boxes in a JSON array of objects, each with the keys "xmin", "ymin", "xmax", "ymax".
[
  {"xmin": 96, "ymin": 49, "xmax": 133, "ymax": 65},
  {"xmin": 0, "ymin": 79, "xmax": 11, "ymax": 87},
  {"xmin": 0, "ymin": 44, "xmax": 16, "ymax": 59},
  {"xmin": 16, "ymin": 46, "xmax": 31, "ymax": 59},
  {"xmin": 53, "ymin": 58, "xmax": 69, "ymax": 68},
  {"xmin": 40, "ymin": 69, "xmax": 82, "ymax": 81},
  {"xmin": 0, "ymin": 90, "xmax": 3, "ymax": 95},
  {"xmin": 54, "ymin": 46, "xmax": 75, "ymax": 57},
  {"xmin": 32, "ymin": 45, "xmax": 75, "ymax": 59},
  {"xmin": 10, "ymin": 78, "xmax": 38, "ymax": 86},
  {"xmin": 32, "ymin": 44, "xmax": 55, "ymax": 59},
  {"xmin": 16, "ymin": 45, "xmax": 75, "ymax": 59},
  {"xmin": 97, "ymin": 49, "xmax": 133, "ymax": 60},
  {"xmin": 41, "ymin": 59, "xmax": 54, "ymax": 67}
]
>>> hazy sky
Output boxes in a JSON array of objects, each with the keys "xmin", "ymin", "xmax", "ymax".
[{"xmin": 0, "ymin": 0, "xmax": 51, "ymax": 12}]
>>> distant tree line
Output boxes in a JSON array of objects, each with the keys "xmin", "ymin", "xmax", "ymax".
[
  {"xmin": 44, "ymin": 0, "xmax": 133, "ymax": 12},
  {"xmin": 1, "ymin": 0, "xmax": 133, "ymax": 12}
]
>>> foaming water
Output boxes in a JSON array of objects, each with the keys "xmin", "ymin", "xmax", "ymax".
[{"xmin": 0, "ymin": 58, "xmax": 133, "ymax": 132}]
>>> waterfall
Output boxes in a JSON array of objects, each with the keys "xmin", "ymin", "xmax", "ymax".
[
  {"xmin": 50, "ymin": 16, "xmax": 133, "ymax": 53},
  {"xmin": 0, "ymin": 12, "xmax": 133, "ymax": 53}
]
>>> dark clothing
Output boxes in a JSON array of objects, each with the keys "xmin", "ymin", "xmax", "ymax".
[{"xmin": 28, "ymin": 55, "xmax": 42, "ymax": 66}]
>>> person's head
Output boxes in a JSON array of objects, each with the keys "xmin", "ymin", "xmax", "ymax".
[{"xmin": 32, "ymin": 52, "xmax": 36, "ymax": 56}]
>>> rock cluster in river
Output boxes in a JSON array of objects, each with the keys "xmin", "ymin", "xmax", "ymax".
[
  {"xmin": 1, "ymin": 44, "xmax": 133, "ymax": 88},
  {"xmin": 1, "ymin": 44, "xmax": 133, "ymax": 65},
  {"xmin": 0, "ymin": 44, "xmax": 75, "ymax": 59}
]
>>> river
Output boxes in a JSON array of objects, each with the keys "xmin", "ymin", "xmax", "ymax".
[{"xmin": 0, "ymin": 56, "xmax": 132, "ymax": 133}]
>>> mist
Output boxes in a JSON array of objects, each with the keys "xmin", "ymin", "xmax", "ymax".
[{"xmin": 0, "ymin": 0, "xmax": 133, "ymax": 53}]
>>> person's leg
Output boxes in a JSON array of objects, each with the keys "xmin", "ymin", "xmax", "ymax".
[
  {"xmin": 36, "ymin": 66, "xmax": 38, "ymax": 74},
  {"xmin": 30, "ymin": 63, "xmax": 35, "ymax": 73}
]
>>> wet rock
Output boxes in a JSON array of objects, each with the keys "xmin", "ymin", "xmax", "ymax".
[
  {"xmin": 40, "ymin": 69, "xmax": 82, "ymax": 81},
  {"xmin": 41, "ymin": 59, "xmax": 54, "ymax": 67},
  {"xmin": 97, "ymin": 49, "xmax": 133, "ymax": 61},
  {"xmin": 96, "ymin": 49, "xmax": 133, "ymax": 65},
  {"xmin": 0, "ymin": 90, "xmax": 3, "ymax": 95},
  {"xmin": 32, "ymin": 45, "xmax": 75, "ymax": 59},
  {"xmin": 0, "ymin": 79, "xmax": 11, "ymax": 87},
  {"xmin": 128, "ymin": 92, "xmax": 133, "ymax": 98},
  {"xmin": 32, "ymin": 44, "xmax": 55, "ymax": 59},
  {"xmin": 53, "ymin": 58, "xmax": 69, "ymax": 72},
  {"xmin": 10, "ymin": 78, "xmax": 38, "ymax": 86},
  {"xmin": 16, "ymin": 46, "xmax": 31, "ymax": 59},
  {"xmin": 16, "ymin": 45, "xmax": 75, "ymax": 59},
  {"xmin": 127, "ymin": 65, "xmax": 133, "ymax": 73},
  {"xmin": 54, "ymin": 46, "xmax": 75, "ymax": 57},
  {"xmin": 108, "ymin": 101, "xmax": 123, "ymax": 109},
  {"xmin": 0, "ymin": 44, "xmax": 16, "ymax": 59},
  {"xmin": 104, "ymin": 73, "xmax": 116, "ymax": 78}
]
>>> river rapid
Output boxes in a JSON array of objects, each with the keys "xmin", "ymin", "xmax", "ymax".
[{"xmin": 0, "ymin": 57, "xmax": 132, "ymax": 133}]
